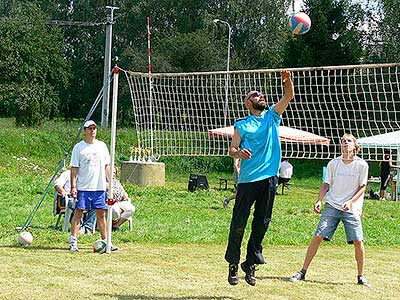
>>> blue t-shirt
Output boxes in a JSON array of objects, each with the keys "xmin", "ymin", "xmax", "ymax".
[{"xmin": 235, "ymin": 105, "xmax": 282, "ymax": 183}]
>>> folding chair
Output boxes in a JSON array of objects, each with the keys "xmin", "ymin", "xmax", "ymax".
[{"xmin": 53, "ymin": 191, "xmax": 74, "ymax": 232}]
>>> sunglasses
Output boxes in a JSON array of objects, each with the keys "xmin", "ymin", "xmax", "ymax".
[{"xmin": 249, "ymin": 91, "xmax": 264, "ymax": 99}]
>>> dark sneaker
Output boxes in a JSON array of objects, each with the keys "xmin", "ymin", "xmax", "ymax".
[
  {"xmin": 228, "ymin": 264, "xmax": 239, "ymax": 285},
  {"xmin": 223, "ymin": 198, "xmax": 230, "ymax": 209},
  {"xmin": 110, "ymin": 244, "xmax": 118, "ymax": 251},
  {"xmin": 289, "ymin": 271, "xmax": 305, "ymax": 282},
  {"xmin": 241, "ymin": 261, "xmax": 256, "ymax": 286},
  {"xmin": 357, "ymin": 276, "xmax": 371, "ymax": 287}
]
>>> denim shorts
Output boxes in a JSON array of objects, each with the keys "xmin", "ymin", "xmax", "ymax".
[
  {"xmin": 315, "ymin": 203, "xmax": 363, "ymax": 244},
  {"xmin": 76, "ymin": 190, "xmax": 107, "ymax": 210}
]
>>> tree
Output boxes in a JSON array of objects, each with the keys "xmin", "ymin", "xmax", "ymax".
[
  {"xmin": 379, "ymin": 0, "xmax": 400, "ymax": 62},
  {"xmin": 283, "ymin": 0, "xmax": 364, "ymax": 67},
  {"xmin": 0, "ymin": 2, "xmax": 70, "ymax": 126}
]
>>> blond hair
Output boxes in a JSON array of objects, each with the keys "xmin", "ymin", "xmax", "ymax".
[{"xmin": 341, "ymin": 133, "xmax": 360, "ymax": 153}]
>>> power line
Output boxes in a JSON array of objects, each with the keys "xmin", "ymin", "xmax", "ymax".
[{"xmin": 46, "ymin": 20, "xmax": 107, "ymax": 27}]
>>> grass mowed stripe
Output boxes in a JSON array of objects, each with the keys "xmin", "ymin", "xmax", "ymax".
[{"xmin": 1, "ymin": 244, "xmax": 399, "ymax": 300}]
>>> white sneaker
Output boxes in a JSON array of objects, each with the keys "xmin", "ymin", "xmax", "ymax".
[
  {"xmin": 69, "ymin": 235, "xmax": 79, "ymax": 252},
  {"xmin": 69, "ymin": 244, "xmax": 80, "ymax": 252}
]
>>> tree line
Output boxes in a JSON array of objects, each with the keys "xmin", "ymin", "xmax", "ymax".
[{"xmin": 0, "ymin": 0, "xmax": 398, "ymax": 126}]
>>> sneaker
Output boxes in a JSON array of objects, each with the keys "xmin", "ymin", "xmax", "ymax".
[
  {"xmin": 68, "ymin": 235, "xmax": 79, "ymax": 252},
  {"xmin": 357, "ymin": 276, "xmax": 371, "ymax": 287},
  {"xmin": 223, "ymin": 198, "xmax": 230, "ymax": 209},
  {"xmin": 110, "ymin": 244, "xmax": 118, "ymax": 251},
  {"xmin": 84, "ymin": 227, "xmax": 93, "ymax": 235},
  {"xmin": 241, "ymin": 261, "xmax": 256, "ymax": 286},
  {"xmin": 69, "ymin": 244, "xmax": 80, "ymax": 252},
  {"xmin": 227, "ymin": 264, "xmax": 239, "ymax": 285},
  {"xmin": 289, "ymin": 271, "xmax": 306, "ymax": 282}
]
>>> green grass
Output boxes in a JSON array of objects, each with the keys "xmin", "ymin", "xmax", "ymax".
[{"xmin": 0, "ymin": 118, "xmax": 399, "ymax": 300}]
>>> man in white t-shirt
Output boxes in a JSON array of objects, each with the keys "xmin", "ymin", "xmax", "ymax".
[
  {"xmin": 68, "ymin": 120, "xmax": 116, "ymax": 252},
  {"xmin": 289, "ymin": 133, "xmax": 370, "ymax": 287}
]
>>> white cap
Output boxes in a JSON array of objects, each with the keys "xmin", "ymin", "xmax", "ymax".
[{"xmin": 83, "ymin": 120, "xmax": 97, "ymax": 128}]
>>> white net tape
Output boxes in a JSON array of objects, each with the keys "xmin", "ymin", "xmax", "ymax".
[{"xmin": 123, "ymin": 63, "xmax": 400, "ymax": 162}]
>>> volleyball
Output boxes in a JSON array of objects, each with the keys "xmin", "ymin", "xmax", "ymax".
[
  {"xmin": 18, "ymin": 231, "xmax": 33, "ymax": 246},
  {"xmin": 289, "ymin": 12, "xmax": 311, "ymax": 35},
  {"xmin": 93, "ymin": 239, "xmax": 107, "ymax": 254}
]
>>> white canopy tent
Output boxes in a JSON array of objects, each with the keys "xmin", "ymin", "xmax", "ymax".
[
  {"xmin": 357, "ymin": 131, "xmax": 400, "ymax": 150},
  {"xmin": 357, "ymin": 130, "xmax": 400, "ymax": 202}
]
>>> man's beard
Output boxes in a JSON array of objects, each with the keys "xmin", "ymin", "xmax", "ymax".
[{"xmin": 252, "ymin": 101, "xmax": 266, "ymax": 111}]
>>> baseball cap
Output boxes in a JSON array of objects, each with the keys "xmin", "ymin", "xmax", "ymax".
[{"xmin": 83, "ymin": 120, "xmax": 97, "ymax": 128}]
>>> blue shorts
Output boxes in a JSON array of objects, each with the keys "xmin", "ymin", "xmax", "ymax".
[
  {"xmin": 76, "ymin": 191, "xmax": 107, "ymax": 210},
  {"xmin": 315, "ymin": 203, "xmax": 363, "ymax": 244}
]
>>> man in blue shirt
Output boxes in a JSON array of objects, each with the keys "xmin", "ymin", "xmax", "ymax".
[{"xmin": 225, "ymin": 70, "xmax": 294, "ymax": 286}]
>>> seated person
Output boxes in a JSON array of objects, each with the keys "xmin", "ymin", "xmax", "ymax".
[
  {"xmin": 379, "ymin": 149, "xmax": 400, "ymax": 201},
  {"xmin": 110, "ymin": 167, "xmax": 136, "ymax": 231},
  {"xmin": 54, "ymin": 168, "xmax": 96, "ymax": 234},
  {"xmin": 278, "ymin": 158, "xmax": 293, "ymax": 189}
]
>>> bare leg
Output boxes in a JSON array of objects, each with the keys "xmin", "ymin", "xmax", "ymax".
[
  {"xmin": 353, "ymin": 240, "xmax": 365, "ymax": 276},
  {"xmin": 301, "ymin": 235, "xmax": 324, "ymax": 270},
  {"xmin": 96, "ymin": 209, "xmax": 107, "ymax": 240},
  {"xmin": 113, "ymin": 217, "xmax": 127, "ymax": 228},
  {"xmin": 70, "ymin": 209, "xmax": 83, "ymax": 238}
]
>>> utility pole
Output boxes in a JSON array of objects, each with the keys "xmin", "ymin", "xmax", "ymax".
[{"xmin": 101, "ymin": 6, "xmax": 119, "ymax": 129}]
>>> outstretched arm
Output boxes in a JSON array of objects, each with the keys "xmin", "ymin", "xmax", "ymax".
[{"xmin": 274, "ymin": 70, "xmax": 295, "ymax": 115}]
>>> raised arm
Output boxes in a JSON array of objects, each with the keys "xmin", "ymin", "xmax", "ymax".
[{"xmin": 274, "ymin": 70, "xmax": 295, "ymax": 115}]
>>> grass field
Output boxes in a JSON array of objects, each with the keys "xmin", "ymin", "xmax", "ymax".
[{"xmin": 0, "ymin": 118, "xmax": 399, "ymax": 300}]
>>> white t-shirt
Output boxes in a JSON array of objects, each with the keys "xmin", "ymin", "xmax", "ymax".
[
  {"xmin": 54, "ymin": 170, "xmax": 71, "ymax": 193},
  {"xmin": 70, "ymin": 139, "xmax": 110, "ymax": 191},
  {"xmin": 279, "ymin": 160, "xmax": 293, "ymax": 179},
  {"xmin": 324, "ymin": 155, "xmax": 369, "ymax": 215}
]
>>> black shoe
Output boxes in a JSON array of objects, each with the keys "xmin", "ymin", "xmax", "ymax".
[
  {"xmin": 357, "ymin": 276, "xmax": 371, "ymax": 287},
  {"xmin": 228, "ymin": 264, "xmax": 239, "ymax": 285},
  {"xmin": 241, "ymin": 261, "xmax": 256, "ymax": 286},
  {"xmin": 289, "ymin": 271, "xmax": 306, "ymax": 282}
]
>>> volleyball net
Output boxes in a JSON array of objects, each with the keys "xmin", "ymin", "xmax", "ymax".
[{"xmin": 122, "ymin": 63, "xmax": 400, "ymax": 162}]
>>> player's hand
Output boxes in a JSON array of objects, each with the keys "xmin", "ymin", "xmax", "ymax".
[
  {"xmin": 238, "ymin": 148, "xmax": 252, "ymax": 160},
  {"xmin": 342, "ymin": 200, "xmax": 352, "ymax": 212},
  {"xmin": 71, "ymin": 187, "xmax": 77, "ymax": 199},
  {"xmin": 314, "ymin": 200, "xmax": 321, "ymax": 213},
  {"xmin": 280, "ymin": 70, "xmax": 291, "ymax": 82}
]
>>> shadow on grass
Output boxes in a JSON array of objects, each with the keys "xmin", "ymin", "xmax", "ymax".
[
  {"xmin": 0, "ymin": 244, "xmax": 72, "ymax": 251},
  {"xmin": 258, "ymin": 275, "xmax": 345, "ymax": 286},
  {"xmin": 95, "ymin": 295, "xmax": 237, "ymax": 300}
]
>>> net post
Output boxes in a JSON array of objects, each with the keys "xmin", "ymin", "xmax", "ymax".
[{"xmin": 106, "ymin": 65, "xmax": 119, "ymax": 254}]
